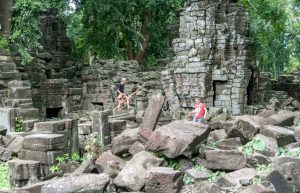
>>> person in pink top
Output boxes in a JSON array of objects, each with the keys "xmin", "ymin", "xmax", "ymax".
[{"xmin": 188, "ymin": 97, "xmax": 207, "ymax": 123}]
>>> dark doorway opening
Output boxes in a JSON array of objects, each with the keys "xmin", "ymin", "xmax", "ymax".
[
  {"xmin": 46, "ymin": 107, "xmax": 63, "ymax": 118},
  {"xmin": 247, "ymin": 72, "xmax": 255, "ymax": 105},
  {"xmin": 213, "ymin": 81, "xmax": 217, "ymax": 107},
  {"xmin": 92, "ymin": 102, "xmax": 104, "ymax": 111}
]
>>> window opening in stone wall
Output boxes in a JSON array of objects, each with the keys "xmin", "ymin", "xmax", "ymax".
[
  {"xmin": 46, "ymin": 107, "xmax": 63, "ymax": 118},
  {"xmin": 92, "ymin": 102, "xmax": 104, "ymax": 111}
]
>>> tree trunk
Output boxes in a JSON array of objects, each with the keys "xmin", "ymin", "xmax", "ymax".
[
  {"xmin": 125, "ymin": 41, "xmax": 134, "ymax": 60},
  {"xmin": 0, "ymin": 0, "xmax": 13, "ymax": 35},
  {"xmin": 136, "ymin": 12, "xmax": 150, "ymax": 66}
]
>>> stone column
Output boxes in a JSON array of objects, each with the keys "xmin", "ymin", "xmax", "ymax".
[{"xmin": 91, "ymin": 110, "xmax": 113, "ymax": 145}]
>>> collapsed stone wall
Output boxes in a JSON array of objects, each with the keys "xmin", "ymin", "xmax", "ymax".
[
  {"xmin": 162, "ymin": 0, "xmax": 258, "ymax": 116},
  {"xmin": 81, "ymin": 60, "xmax": 163, "ymax": 112}
]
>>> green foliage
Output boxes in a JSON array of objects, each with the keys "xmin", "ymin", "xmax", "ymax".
[
  {"xmin": 49, "ymin": 165, "xmax": 61, "ymax": 173},
  {"xmin": 11, "ymin": 0, "xmax": 69, "ymax": 65},
  {"xmin": 208, "ymin": 171, "xmax": 226, "ymax": 183},
  {"xmin": 56, "ymin": 154, "xmax": 69, "ymax": 164},
  {"xmin": 253, "ymin": 177, "xmax": 262, "ymax": 185},
  {"xmin": 15, "ymin": 116, "xmax": 24, "ymax": 132},
  {"xmin": 239, "ymin": 0, "xmax": 300, "ymax": 77},
  {"xmin": 183, "ymin": 176, "xmax": 195, "ymax": 185},
  {"xmin": 206, "ymin": 141, "xmax": 219, "ymax": 148},
  {"xmin": 0, "ymin": 36, "xmax": 9, "ymax": 50},
  {"xmin": 194, "ymin": 164, "xmax": 205, "ymax": 172},
  {"xmin": 155, "ymin": 152, "xmax": 180, "ymax": 170},
  {"xmin": 276, "ymin": 147, "xmax": 300, "ymax": 158},
  {"xmin": 0, "ymin": 162, "xmax": 10, "ymax": 190},
  {"xmin": 242, "ymin": 137, "xmax": 266, "ymax": 155},
  {"xmin": 85, "ymin": 132, "xmax": 105, "ymax": 158},
  {"xmin": 256, "ymin": 164, "xmax": 273, "ymax": 173},
  {"xmin": 71, "ymin": 152, "xmax": 81, "ymax": 162},
  {"xmin": 73, "ymin": 0, "xmax": 184, "ymax": 65}
]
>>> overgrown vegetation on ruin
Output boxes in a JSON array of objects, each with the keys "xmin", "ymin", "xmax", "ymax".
[{"xmin": 1, "ymin": 0, "xmax": 299, "ymax": 74}]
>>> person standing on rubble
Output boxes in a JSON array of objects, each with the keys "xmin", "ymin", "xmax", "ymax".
[
  {"xmin": 188, "ymin": 97, "xmax": 207, "ymax": 123},
  {"xmin": 116, "ymin": 78, "xmax": 131, "ymax": 110}
]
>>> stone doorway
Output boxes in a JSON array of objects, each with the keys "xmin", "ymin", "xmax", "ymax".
[
  {"xmin": 46, "ymin": 107, "xmax": 63, "ymax": 118},
  {"xmin": 247, "ymin": 72, "xmax": 255, "ymax": 105}
]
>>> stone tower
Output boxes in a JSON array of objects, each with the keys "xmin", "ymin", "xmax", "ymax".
[{"xmin": 162, "ymin": 0, "xmax": 258, "ymax": 116}]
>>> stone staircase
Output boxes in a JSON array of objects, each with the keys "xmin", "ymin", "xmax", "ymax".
[{"xmin": 8, "ymin": 119, "xmax": 79, "ymax": 187}]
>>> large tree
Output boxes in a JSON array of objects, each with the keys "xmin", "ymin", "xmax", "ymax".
[
  {"xmin": 0, "ymin": 0, "xmax": 13, "ymax": 35},
  {"xmin": 76, "ymin": 0, "xmax": 184, "ymax": 65}
]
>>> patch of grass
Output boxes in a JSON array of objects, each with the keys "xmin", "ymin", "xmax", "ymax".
[
  {"xmin": 208, "ymin": 171, "xmax": 225, "ymax": 183},
  {"xmin": 256, "ymin": 164, "xmax": 273, "ymax": 173},
  {"xmin": 183, "ymin": 176, "xmax": 195, "ymax": 185},
  {"xmin": 241, "ymin": 137, "xmax": 266, "ymax": 155},
  {"xmin": 0, "ymin": 162, "xmax": 10, "ymax": 190}
]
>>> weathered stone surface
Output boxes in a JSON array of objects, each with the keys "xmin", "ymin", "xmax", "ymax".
[
  {"xmin": 261, "ymin": 125, "xmax": 295, "ymax": 146},
  {"xmin": 185, "ymin": 169, "xmax": 210, "ymax": 181},
  {"xmin": 95, "ymin": 150, "xmax": 125, "ymax": 177},
  {"xmin": 72, "ymin": 158, "xmax": 95, "ymax": 175},
  {"xmin": 145, "ymin": 167, "xmax": 183, "ymax": 193},
  {"xmin": 228, "ymin": 116, "xmax": 260, "ymax": 143},
  {"xmin": 266, "ymin": 110, "xmax": 296, "ymax": 126},
  {"xmin": 113, "ymin": 151, "xmax": 163, "ymax": 191},
  {"xmin": 217, "ymin": 137, "xmax": 242, "ymax": 149},
  {"xmin": 33, "ymin": 120, "xmax": 67, "ymax": 133},
  {"xmin": 267, "ymin": 161, "xmax": 300, "ymax": 193},
  {"xmin": 139, "ymin": 94, "xmax": 165, "ymax": 142},
  {"xmin": 217, "ymin": 168, "xmax": 257, "ymax": 187},
  {"xmin": 0, "ymin": 146, "xmax": 14, "ymax": 161},
  {"xmin": 129, "ymin": 142, "xmax": 145, "ymax": 155},
  {"xmin": 8, "ymin": 160, "xmax": 41, "ymax": 180},
  {"xmin": 59, "ymin": 161, "xmax": 80, "ymax": 174},
  {"xmin": 207, "ymin": 129, "xmax": 227, "ymax": 144},
  {"xmin": 22, "ymin": 134, "xmax": 64, "ymax": 152},
  {"xmin": 273, "ymin": 156, "xmax": 300, "ymax": 169},
  {"xmin": 41, "ymin": 174, "xmax": 110, "ymax": 193},
  {"xmin": 205, "ymin": 149, "xmax": 246, "ymax": 171},
  {"xmin": 18, "ymin": 149, "xmax": 63, "ymax": 165},
  {"xmin": 194, "ymin": 181, "xmax": 221, "ymax": 193},
  {"xmin": 240, "ymin": 184, "xmax": 276, "ymax": 193},
  {"xmin": 257, "ymin": 110, "xmax": 277, "ymax": 118},
  {"xmin": 146, "ymin": 121, "xmax": 210, "ymax": 158},
  {"xmin": 91, "ymin": 110, "xmax": 113, "ymax": 145},
  {"xmin": 109, "ymin": 119, "xmax": 126, "ymax": 139},
  {"xmin": 256, "ymin": 134, "xmax": 279, "ymax": 157},
  {"xmin": 6, "ymin": 135, "xmax": 24, "ymax": 153},
  {"xmin": 111, "ymin": 128, "xmax": 139, "ymax": 155}
]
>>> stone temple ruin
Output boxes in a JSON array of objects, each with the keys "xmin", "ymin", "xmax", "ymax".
[{"xmin": 0, "ymin": 1, "xmax": 300, "ymax": 193}]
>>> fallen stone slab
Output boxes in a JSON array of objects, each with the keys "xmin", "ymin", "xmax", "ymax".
[
  {"xmin": 217, "ymin": 168, "xmax": 257, "ymax": 187},
  {"xmin": 194, "ymin": 181, "xmax": 221, "ymax": 193},
  {"xmin": 6, "ymin": 135, "xmax": 24, "ymax": 153},
  {"xmin": 91, "ymin": 110, "xmax": 113, "ymax": 145},
  {"xmin": 59, "ymin": 161, "xmax": 81, "ymax": 174},
  {"xmin": 18, "ymin": 149, "xmax": 63, "ymax": 165},
  {"xmin": 8, "ymin": 159, "xmax": 41, "ymax": 180},
  {"xmin": 205, "ymin": 149, "xmax": 246, "ymax": 171},
  {"xmin": 111, "ymin": 128, "xmax": 140, "ymax": 155},
  {"xmin": 113, "ymin": 151, "xmax": 163, "ymax": 191},
  {"xmin": 146, "ymin": 121, "xmax": 210, "ymax": 158},
  {"xmin": 227, "ymin": 115, "xmax": 260, "ymax": 143},
  {"xmin": 72, "ymin": 158, "xmax": 95, "ymax": 175},
  {"xmin": 266, "ymin": 110, "xmax": 297, "ymax": 126},
  {"xmin": 217, "ymin": 137, "xmax": 242, "ymax": 150},
  {"xmin": 207, "ymin": 129, "xmax": 227, "ymax": 144},
  {"xmin": 239, "ymin": 184, "xmax": 276, "ymax": 193},
  {"xmin": 185, "ymin": 168, "xmax": 210, "ymax": 181},
  {"xmin": 261, "ymin": 125, "xmax": 295, "ymax": 146},
  {"xmin": 22, "ymin": 134, "xmax": 65, "ymax": 152},
  {"xmin": 129, "ymin": 141, "xmax": 145, "ymax": 155},
  {"xmin": 95, "ymin": 150, "xmax": 125, "ymax": 177},
  {"xmin": 256, "ymin": 134, "xmax": 279, "ymax": 157},
  {"xmin": 33, "ymin": 120, "xmax": 68, "ymax": 133},
  {"xmin": 257, "ymin": 110, "xmax": 277, "ymax": 118},
  {"xmin": 41, "ymin": 173, "xmax": 110, "ymax": 193},
  {"xmin": 267, "ymin": 161, "xmax": 300, "ymax": 193},
  {"xmin": 145, "ymin": 167, "xmax": 183, "ymax": 193},
  {"xmin": 139, "ymin": 94, "xmax": 165, "ymax": 142},
  {"xmin": 0, "ymin": 146, "xmax": 14, "ymax": 161},
  {"xmin": 109, "ymin": 119, "xmax": 126, "ymax": 138},
  {"xmin": 273, "ymin": 156, "xmax": 300, "ymax": 169}
]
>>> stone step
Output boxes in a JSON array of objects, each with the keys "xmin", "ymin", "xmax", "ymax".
[
  {"xmin": 17, "ymin": 108, "xmax": 39, "ymax": 120},
  {"xmin": 18, "ymin": 149, "xmax": 64, "ymax": 165},
  {"xmin": 7, "ymin": 159, "xmax": 41, "ymax": 181},
  {"xmin": 0, "ymin": 71, "xmax": 21, "ymax": 80},
  {"xmin": 6, "ymin": 99, "xmax": 33, "ymax": 108},
  {"xmin": 33, "ymin": 119, "xmax": 73, "ymax": 133},
  {"xmin": 22, "ymin": 134, "xmax": 65, "ymax": 152},
  {"xmin": 8, "ymin": 87, "xmax": 32, "ymax": 99},
  {"xmin": 0, "ymin": 62, "xmax": 16, "ymax": 71},
  {"xmin": 0, "ymin": 55, "xmax": 12, "ymax": 62},
  {"xmin": 19, "ymin": 103, "xmax": 34, "ymax": 109},
  {"xmin": 8, "ymin": 80, "xmax": 31, "ymax": 88},
  {"xmin": 22, "ymin": 119, "xmax": 39, "ymax": 132}
]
